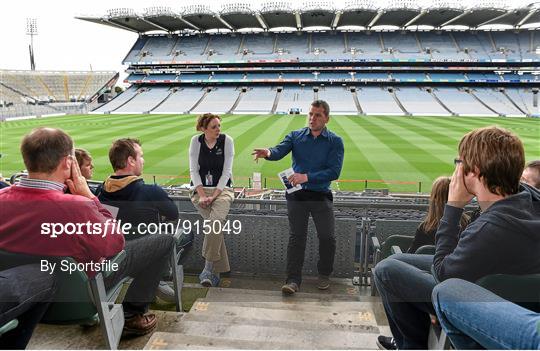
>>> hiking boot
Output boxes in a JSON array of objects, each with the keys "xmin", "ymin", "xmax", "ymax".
[
  {"xmin": 123, "ymin": 313, "xmax": 157, "ymax": 336},
  {"xmin": 155, "ymin": 281, "xmax": 175, "ymax": 303},
  {"xmin": 317, "ymin": 275, "xmax": 331, "ymax": 290},
  {"xmin": 199, "ymin": 270, "xmax": 220, "ymax": 287},
  {"xmin": 281, "ymin": 282, "xmax": 299, "ymax": 295},
  {"xmin": 376, "ymin": 335, "xmax": 397, "ymax": 350}
]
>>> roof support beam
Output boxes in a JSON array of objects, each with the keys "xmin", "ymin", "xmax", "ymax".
[
  {"xmin": 179, "ymin": 17, "xmax": 200, "ymax": 31},
  {"xmin": 255, "ymin": 13, "xmax": 268, "ymax": 30},
  {"xmin": 440, "ymin": 10, "xmax": 471, "ymax": 27},
  {"xmin": 103, "ymin": 19, "xmax": 140, "ymax": 33},
  {"xmin": 295, "ymin": 12, "xmax": 302, "ymax": 29},
  {"xmin": 517, "ymin": 9, "xmax": 538, "ymax": 27},
  {"xmin": 368, "ymin": 10, "xmax": 383, "ymax": 28},
  {"xmin": 216, "ymin": 15, "xmax": 234, "ymax": 30},
  {"xmin": 477, "ymin": 10, "xmax": 512, "ymax": 27},
  {"xmin": 331, "ymin": 11, "xmax": 342, "ymax": 29},
  {"xmin": 142, "ymin": 18, "xmax": 171, "ymax": 32},
  {"xmin": 404, "ymin": 10, "xmax": 426, "ymax": 28}
]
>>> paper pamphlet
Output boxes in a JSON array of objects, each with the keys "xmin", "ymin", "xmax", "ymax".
[{"xmin": 278, "ymin": 168, "xmax": 302, "ymax": 194}]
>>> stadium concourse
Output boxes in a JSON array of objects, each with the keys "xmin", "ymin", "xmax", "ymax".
[{"xmin": 78, "ymin": 1, "xmax": 540, "ymax": 117}]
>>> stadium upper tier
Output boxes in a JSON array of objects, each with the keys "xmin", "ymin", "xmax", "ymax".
[
  {"xmin": 121, "ymin": 31, "xmax": 540, "ymax": 64},
  {"xmin": 0, "ymin": 70, "xmax": 118, "ymax": 103},
  {"xmin": 125, "ymin": 71, "xmax": 540, "ymax": 84},
  {"xmin": 77, "ymin": 2, "xmax": 540, "ymax": 32}
]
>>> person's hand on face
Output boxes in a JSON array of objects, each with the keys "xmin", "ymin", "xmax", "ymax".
[
  {"xmin": 66, "ymin": 156, "xmax": 94, "ymax": 199},
  {"xmin": 448, "ymin": 162, "xmax": 474, "ymax": 208}
]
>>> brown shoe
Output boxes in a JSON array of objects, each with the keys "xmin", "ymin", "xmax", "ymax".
[
  {"xmin": 281, "ymin": 282, "xmax": 299, "ymax": 295},
  {"xmin": 317, "ymin": 275, "xmax": 330, "ymax": 290},
  {"xmin": 123, "ymin": 313, "xmax": 157, "ymax": 336}
]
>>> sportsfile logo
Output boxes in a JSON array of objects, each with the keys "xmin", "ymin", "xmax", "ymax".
[{"xmin": 41, "ymin": 219, "xmax": 243, "ymax": 238}]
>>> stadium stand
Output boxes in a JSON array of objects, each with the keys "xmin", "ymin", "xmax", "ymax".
[
  {"xmin": 357, "ymin": 87, "xmax": 403, "ymax": 115},
  {"xmin": 152, "ymin": 87, "xmax": 207, "ymax": 114},
  {"xmin": 191, "ymin": 86, "xmax": 240, "ymax": 114},
  {"xmin": 317, "ymin": 86, "xmax": 358, "ymax": 114},
  {"xmin": 234, "ymin": 86, "xmax": 276, "ymax": 114},
  {"xmin": 77, "ymin": 3, "xmax": 540, "ymax": 117},
  {"xmin": 275, "ymin": 86, "xmax": 316, "ymax": 114},
  {"xmin": 1, "ymin": 70, "xmax": 117, "ymax": 119},
  {"xmin": 113, "ymin": 86, "xmax": 171, "ymax": 114},
  {"xmin": 394, "ymin": 87, "xmax": 448, "ymax": 116}
]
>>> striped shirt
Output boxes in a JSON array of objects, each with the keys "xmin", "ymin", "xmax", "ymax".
[{"xmin": 17, "ymin": 177, "xmax": 66, "ymax": 192}]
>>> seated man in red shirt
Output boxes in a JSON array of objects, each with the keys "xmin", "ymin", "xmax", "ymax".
[{"xmin": 0, "ymin": 127, "xmax": 174, "ymax": 336}]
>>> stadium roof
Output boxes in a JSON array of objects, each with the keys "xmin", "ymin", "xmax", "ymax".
[{"xmin": 76, "ymin": 1, "xmax": 540, "ymax": 32}]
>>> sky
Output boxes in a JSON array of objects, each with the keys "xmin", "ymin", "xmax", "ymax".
[{"xmin": 0, "ymin": 0, "xmax": 536, "ymax": 82}]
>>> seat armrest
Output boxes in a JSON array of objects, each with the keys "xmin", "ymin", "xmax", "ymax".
[
  {"xmin": 102, "ymin": 250, "xmax": 126, "ymax": 279},
  {"xmin": 391, "ymin": 245, "xmax": 403, "ymax": 254},
  {"xmin": 371, "ymin": 236, "xmax": 381, "ymax": 251}
]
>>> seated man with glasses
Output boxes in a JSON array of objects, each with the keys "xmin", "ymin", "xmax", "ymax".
[{"xmin": 373, "ymin": 126, "xmax": 540, "ymax": 350}]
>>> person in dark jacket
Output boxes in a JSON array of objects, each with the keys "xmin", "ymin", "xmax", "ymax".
[
  {"xmin": 97, "ymin": 138, "xmax": 179, "ymax": 303},
  {"xmin": 374, "ymin": 126, "xmax": 540, "ymax": 350},
  {"xmin": 407, "ymin": 176, "xmax": 469, "ymax": 254},
  {"xmin": 97, "ymin": 138, "xmax": 178, "ymax": 234}
]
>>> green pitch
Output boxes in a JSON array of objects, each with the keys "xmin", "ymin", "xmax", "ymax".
[{"xmin": 1, "ymin": 114, "xmax": 539, "ymax": 193}]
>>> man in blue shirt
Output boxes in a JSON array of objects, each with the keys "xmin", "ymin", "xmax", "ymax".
[{"xmin": 252, "ymin": 100, "xmax": 344, "ymax": 294}]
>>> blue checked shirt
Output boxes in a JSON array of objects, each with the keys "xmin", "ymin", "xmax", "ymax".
[{"xmin": 267, "ymin": 127, "xmax": 344, "ymax": 192}]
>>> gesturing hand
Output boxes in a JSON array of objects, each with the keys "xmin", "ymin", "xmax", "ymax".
[
  {"xmin": 288, "ymin": 173, "xmax": 308, "ymax": 187},
  {"xmin": 251, "ymin": 148, "xmax": 270, "ymax": 163},
  {"xmin": 448, "ymin": 163, "xmax": 474, "ymax": 208},
  {"xmin": 66, "ymin": 155, "xmax": 94, "ymax": 199}
]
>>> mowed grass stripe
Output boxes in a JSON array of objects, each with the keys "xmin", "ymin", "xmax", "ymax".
[
  {"xmin": 352, "ymin": 117, "xmax": 431, "ymax": 181},
  {"xmin": 377, "ymin": 117, "xmax": 461, "ymax": 151},
  {"xmin": 366, "ymin": 117, "xmax": 455, "ymax": 161},
  {"xmin": 337, "ymin": 117, "xmax": 431, "ymax": 184},
  {"xmin": 360, "ymin": 117, "xmax": 449, "ymax": 179},
  {"xmin": 331, "ymin": 117, "xmax": 384, "ymax": 187}
]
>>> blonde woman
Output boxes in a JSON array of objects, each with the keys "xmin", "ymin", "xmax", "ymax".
[
  {"xmin": 408, "ymin": 176, "xmax": 470, "ymax": 253},
  {"xmin": 189, "ymin": 113, "xmax": 234, "ymax": 287}
]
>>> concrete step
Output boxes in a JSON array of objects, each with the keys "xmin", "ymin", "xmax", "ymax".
[
  {"xmin": 205, "ymin": 287, "xmax": 360, "ymax": 302},
  {"xmin": 27, "ymin": 311, "xmax": 184, "ymax": 349},
  {"xmin": 173, "ymin": 313, "xmax": 379, "ymax": 349},
  {"xmin": 189, "ymin": 300, "xmax": 378, "ymax": 327},
  {"xmin": 144, "ymin": 332, "xmax": 305, "ymax": 350}
]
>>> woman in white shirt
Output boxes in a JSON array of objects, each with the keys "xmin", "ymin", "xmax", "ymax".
[{"xmin": 189, "ymin": 113, "xmax": 234, "ymax": 287}]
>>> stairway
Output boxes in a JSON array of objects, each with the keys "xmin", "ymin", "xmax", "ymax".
[
  {"xmin": 351, "ymin": 89, "xmax": 364, "ymax": 115},
  {"xmin": 149, "ymin": 88, "xmax": 176, "ymax": 112},
  {"xmin": 25, "ymin": 275, "xmax": 387, "ymax": 349},
  {"xmin": 429, "ymin": 89, "xmax": 456, "ymax": 116},
  {"xmin": 271, "ymin": 88, "xmax": 282, "ymax": 114},
  {"xmin": 145, "ymin": 285, "xmax": 384, "ymax": 349},
  {"xmin": 467, "ymin": 89, "xmax": 502, "ymax": 116},
  {"xmin": 228, "ymin": 89, "xmax": 245, "ymax": 114},
  {"xmin": 390, "ymin": 88, "xmax": 410, "ymax": 116},
  {"xmin": 501, "ymin": 89, "xmax": 529, "ymax": 115},
  {"xmin": 188, "ymin": 88, "xmax": 211, "ymax": 113}
]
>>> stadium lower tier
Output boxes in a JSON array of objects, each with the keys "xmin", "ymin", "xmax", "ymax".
[{"xmin": 93, "ymin": 86, "xmax": 538, "ymax": 117}]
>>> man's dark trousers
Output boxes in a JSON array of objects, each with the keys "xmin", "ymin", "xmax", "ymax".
[{"xmin": 285, "ymin": 189, "xmax": 336, "ymax": 285}]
